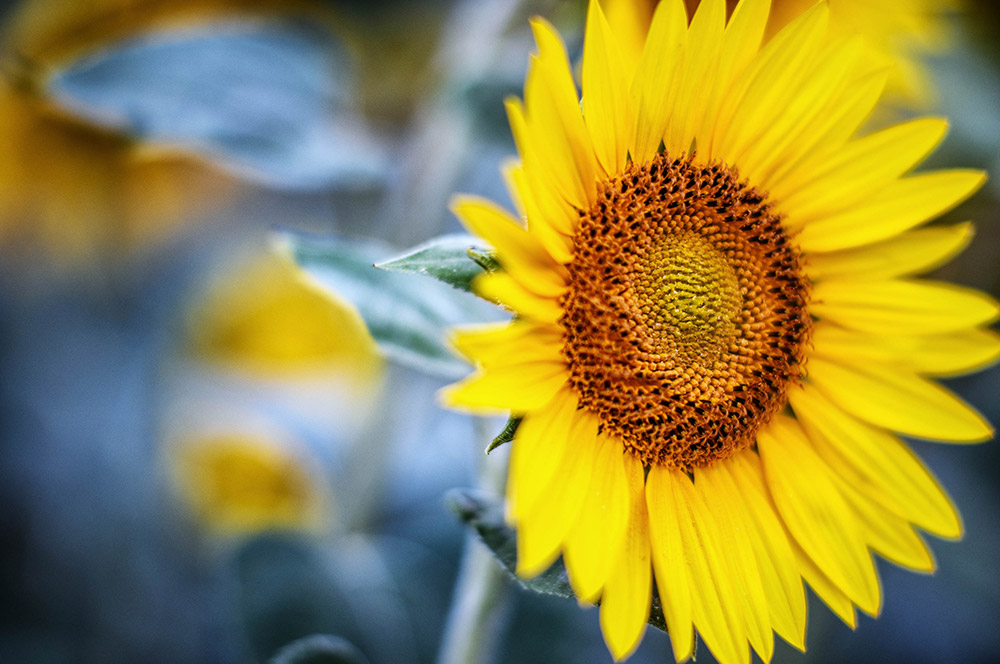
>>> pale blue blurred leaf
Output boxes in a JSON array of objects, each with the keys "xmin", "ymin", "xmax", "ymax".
[{"xmin": 48, "ymin": 22, "xmax": 386, "ymax": 190}]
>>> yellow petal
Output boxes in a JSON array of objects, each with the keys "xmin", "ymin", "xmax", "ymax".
[
  {"xmin": 811, "ymin": 279, "xmax": 999, "ymax": 335},
  {"xmin": 840, "ymin": 484, "xmax": 936, "ymax": 573},
  {"xmin": 529, "ymin": 18, "xmax": 598, "ymax": 204},
  {"xmin": 630, "ymin": 0, "xmax": 687, "ymax": 164},
  {"xmin": 695, "ymin": 464, "xmax": 773, "ymax": 662},
  {"xmin": 777, "ymin": 117, "xmax": 950, "ymax": 218},
  {"xmin": 766, "ymin": 70, "xmax": 887, "ymax": 193},
  {"xmin": 564, "ymin": 433, "xmax": 631, "ymax": 603},
  {"xmin": 805, "ymin": 222, "xmax": 974, "ymax": 281},
  {"xmin": 451, "ymin": 195, "xmax": 568, "ymax": 297},
  {"xmin": 583, "ymin": 0, "xmax": 634, "ymax": 175},
  {"xmin": 758, "ymin": 415, "xmax": 881, "ymax": 616},
  {"xmin": 449, "ymin": 320, "xmax": 562, "ymax": 369},
  {"xmin": 669, "ymin": 470, "xmax": 748, "ymax": 664},
  {"xmin": 737, "ymin": 38, "xmax": 866, "ymax": 188},
  {"xmin": 506, "ymin": 388, "xmax": 580, "ymax": 522},
  {"xmin": 903, "ymin": 328, "xmax": 1000, "ymax": 377},
  {"xmin": 523, "ymin": 23, "xmax": 597, "ymax": 210},
  {"xmin": 726, "ymin": 452, "xmax": 807, "ymax": 650},
  {"xmin": 805, "ymin": 356, "xmax": 993, "ymax": 443},
  {"xmin": 516, "ymin": 410, "xmax": 601, "ymax": 577},
  {"xmin": 788, "ymin": 384, "xmax": 962, "ymax": 539},
  {"xmin": 809, "ymin": 322, "xmax": 1000, "ymax": 378},
  {"xmin": 664, "ymin": 0, "xmax": 725, "ymax": 157},
  {"xmin": 504, "ymin": 97, "xmax": 579, "ymax": 238},
  {"xmin": 439, "ymin": 360, "xmax": 566, "ymax": 415},
  {"xmin": 697, "ymin": 0, "xmax": 769, "ymax": 159},
  {"xmin": 796, "ymin": 170, "xmax": 987, "ymax": 252},
  {"xmin": 473, "ymin": 271, "xmax": 564, "ymax": 324},
  {"xmin": 502, "ymin": 160, "xmax": 575, "ymax": 264},
  {"xmin": 714, "ymin": 2, "xmax": 828, "ymax": 167},
  {"xmin": 790, "ymin": 537, "xmax": 858, "ymax": 629},
  {"xmin": 603, "ymin": 0, "xmax": 656, "ymax": 73},
  {"xmin": 645, "ymin": 465, "xmax": 695, "ymax": 663},
  {"xmin": 598, "ymin": 455, "xmax": 652, "ymax": 661}
]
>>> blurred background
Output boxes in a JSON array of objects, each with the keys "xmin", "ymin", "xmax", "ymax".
[{"xmin": 0, "ymin": 0, "xmax": 997, "ymax": 663}]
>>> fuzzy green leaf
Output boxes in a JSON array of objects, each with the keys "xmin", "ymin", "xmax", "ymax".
[
  {"xmin": 375, "ymin": 234, "xmax": 493, "ymax": 293},
  {"xmin": 445, "ymin": 488, "xmax": 669, "ymax": 634},
  {"xmin": 283, "ymin": 231, "xmax": 499, "ymax": 378}
]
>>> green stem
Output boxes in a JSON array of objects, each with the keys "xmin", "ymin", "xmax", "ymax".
[{"xmin": 436, "ymin": 418, "xmax": 511, "ymax": 664}]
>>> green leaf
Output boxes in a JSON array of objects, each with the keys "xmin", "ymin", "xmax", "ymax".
[
  {"xmin": 269, "ymin": 635, "xmax": 370, "ymax": 664},
  {"xmin": 283, "ymin": 231, "xmax": 500, "ymax": 378},
  {"xmin": 375, "ymin": 234, "xmax": 493, "ymax": 293},
  {"xmin": 445, "ymin": 488, "xmax": 670, "ymax": 634},
  {"xmin": 485, "ymin": 416, "xmax": 521, "ymax": 454}
]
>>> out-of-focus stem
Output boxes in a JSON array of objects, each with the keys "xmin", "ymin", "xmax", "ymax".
[
  {"xmin": 436, "ymin": 417, "xmax": 510, "ymax": 664},
  {"xmin": 384, "ymin": 0, "xmax": 527, "ymax": 247}
]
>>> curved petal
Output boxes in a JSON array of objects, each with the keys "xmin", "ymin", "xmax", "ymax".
[
  {"xmin": 805, "ymin": 356, "xmax": 993, "ymax": 443},
  {"xmin": 439, "ymin": 359, "xmax": 566, "ymax": 415},
  {"xmin": 474, "ymin": 271, "xmax": 564, "ymax": 324},
  {"xmin": 777, "ymin": 117, "xmax": 950, "ymax": 218},
  {"xmin": 630, "ymin": 0, "xmax": 687, "ymax": 164},
  {"xmin": 506, "ymin": 388, "xmax": 581, "ymax": 522},
  {"xmin": 811, "ymin": 279, "xmax": 999, "ymax": 335},
  {"xmin": 669, "ymin": 470, "xmax": 749, "ymax": 664},
  {"xmin": 449, "ymin": 320, "xmax": 562, "ymax": 369},
  {"xmin": 598, "ymin": 454, "xmax": 652, "ymax": 661},
  {"xmin": 795, "ymin": 169, "xmax": 986, "ymax": 252},
  {"xmin": 788, "ymin": 384, "xmax": 963, "ymax": 539},
  {"xmin": 563, "ymin": 433, "xmax": 632, "ymax": 603},
  {"xmin": 502, "ymin": 160, "xmax": 575, "ymax": 264},
  {"xmin": 726, "ymin": 452, "xmax": 807, "ymax": 650},
  {"xmin": 696, "ymin": 463, "xmax": 774, "ymax": 662},
  {"xmin": 805, "ymin": 222, "xmax": 974, "ymax": 282},
  {"xmin": 809, "ymin": 322, "xmax": 1000, "ymax": 378},
  {"xmin": 452, "ymin": 195, "xmax": 569, "ymax": 297},
  {"xmin": 515, "ymin": 409, "xmax": 601, "ymax": 576},
  {"xmin": 757, "ymin": 415, "xmax": 881, "ymax": 616},
  {"xmin": 582, "ymin": 0, "xmax": 634, "ymax": 175},
  {"xmin": 645, "ymin": 464, "xmax": 695, "ymax": 662}
]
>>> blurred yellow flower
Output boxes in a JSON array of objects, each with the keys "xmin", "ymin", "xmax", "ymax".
[
  {"xmin": 0, "ymin": 0, "xmax": 342, "ymax": 267},
  {"xmin": 185, "ymin": 249, "xmax": 383, "ymax": 388},
  {"xmin": 170, "ymin": 433, "xmax": 326, "ymax": 535},
  {"xmin": 606, "ymin": 0, "xmax": 960, "ymax": 108},
  {"xmin": 767, "ymin": 0, "xmax": 958, "ymax": 107},
  {"xmin": 0, "ymin": 79, "xmax": 238, "ymax": 265}
]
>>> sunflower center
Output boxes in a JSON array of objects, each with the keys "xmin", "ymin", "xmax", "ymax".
[
  {"xmin": 634, "ymin": 232, "xmax": 741, "ymax": 359},
  {"xmin": 560, "ymin": 153, "xmax": 811, "ymax": 471}
]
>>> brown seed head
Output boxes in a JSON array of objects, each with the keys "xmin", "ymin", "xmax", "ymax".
[{"xmin": 560, "ymin": 152, "xmax": 811, "ymax": 471}]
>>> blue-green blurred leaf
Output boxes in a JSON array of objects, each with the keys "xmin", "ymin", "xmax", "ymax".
[
  {"xmin": 374, "ymin": 234, "xmax": 493, "ymax": 293},
  {"xmin": 48, "ymin": 23, "xmax": 386, "ymax": 190},
  {"xmin": 269, "ymin": 634, "xmax": 369, "ymax": 664},
  {"xmin": 446, "ymin": 488, "xmax": 670, "ymax": 634},
  {"xmin": 284, "ymin": 231, "xmax": 499, "ymax": 378}
]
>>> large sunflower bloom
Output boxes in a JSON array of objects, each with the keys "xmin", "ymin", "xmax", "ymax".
[{"xmin": 442, "ymin": 1, "xmax": 996, "ymax": 662}]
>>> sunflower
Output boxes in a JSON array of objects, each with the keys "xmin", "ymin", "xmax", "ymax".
[{"xmin": 441, "ymin": 0, "xmax": 997, "ymax": 662}]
